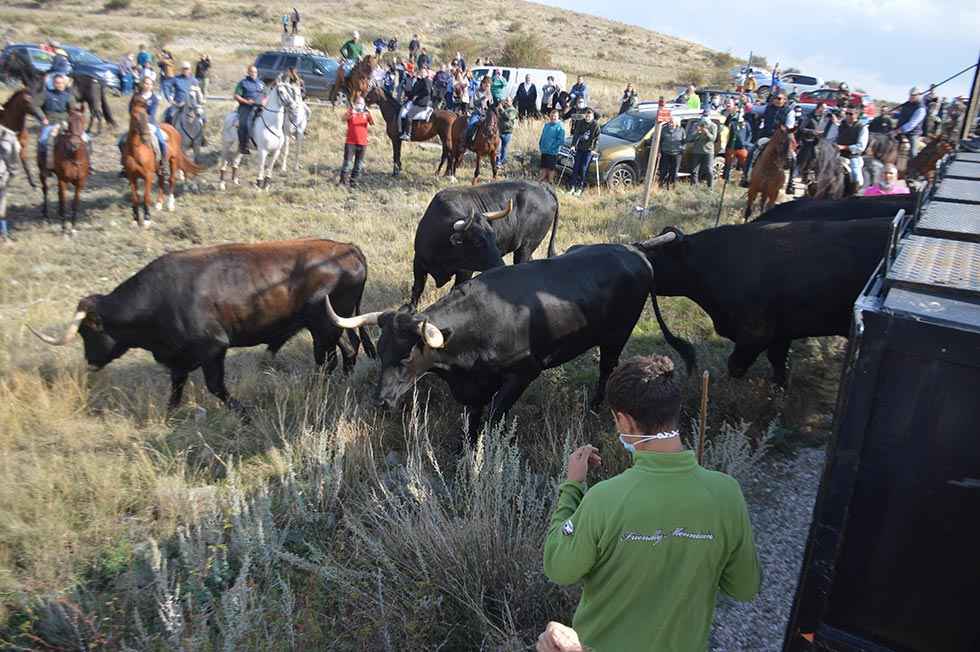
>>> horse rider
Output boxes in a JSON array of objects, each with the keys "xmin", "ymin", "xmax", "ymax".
[
  {"xmin": 46, "ymin": 48, "xmax": 71, "ymax": 91},
  {"xmin": 835, "ymin": 82, "xmax": 852, "ymax": 110},
  {"xmin": 373, "ymin": 37, "xmax": 387, "ymax": 57},
  {"xmin": 892, "ymin": 86, "xmax": 927, "ymax": 158},
  {"xmin": 741, "ymin": 91, "xmax": 796, "ymax": 187},
  {"xmin": 38, "ymin": 73, "xmax": 91, "ymax": 172},
  {"xmin": 117, "ymin": 75, "xmax": 168, "ymax": 176},
  {"xmin": 868, "ymin": 104, "xmax": 894, "ymax": 134},
  {"xmin": 797, "ymin": 101, "xmax": 827, "ymax": 171},
  {"xmin": 162, "ymin": 61, "xmax": 198, "ymax": 125},
  {"xmin": 234, "ymin": 65, "xmax": 265, "ymax": 155},
  {"xmin": 399, "ymin": 66, "xmax": 432, "ymax": 141},
  {"xmin": 340, "ymin": 31, "xmax": 364, "ymax": 63},
  {"xmin": 397, "ymin": 62, "xmax": 415, "ymax": 102},
  {"xmin": 465, "ymin": 75, "xmax": 493, "ymax": 145},
  {"xmin": 837, "ymin": 106, "xmax": 869, "ymax": 190}
]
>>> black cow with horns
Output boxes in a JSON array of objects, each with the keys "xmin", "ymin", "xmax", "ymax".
[
  {"xmin": 327, "ymin": 235, "xmax": 695, "ymax": 439},
  {"xmin": 29, "ymin": 239, "xmax": 376, "ymax": 410},
  {"xmin": 410, "ymin": 180, "xmax": 560, "ymax": 308},
  {"xmin": 638, "ymin": 218, "xmax": 892, "ymax": 386}
]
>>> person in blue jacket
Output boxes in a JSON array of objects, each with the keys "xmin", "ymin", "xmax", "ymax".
[{"xmin": 538, "ymin": 108, "xmax": 566, "ymax": 184}]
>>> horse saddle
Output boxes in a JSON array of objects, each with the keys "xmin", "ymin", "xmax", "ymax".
[{"xmin": 408, "ymin": 106, "xmax": 433, "ymax": 122}]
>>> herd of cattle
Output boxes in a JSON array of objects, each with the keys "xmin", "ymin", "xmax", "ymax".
[{"xmin": 28, "ymin": 179, "xmax": 912, "ymax": 437}]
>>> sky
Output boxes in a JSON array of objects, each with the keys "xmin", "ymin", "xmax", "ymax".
[{"xmin": 535, "ymin": 0, "xmax": 979, "ymax": 102}]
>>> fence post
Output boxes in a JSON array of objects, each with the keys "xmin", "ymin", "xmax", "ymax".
[{"xmin": 636, "ymin": 121, "xmax": 664, "ymax": 215}]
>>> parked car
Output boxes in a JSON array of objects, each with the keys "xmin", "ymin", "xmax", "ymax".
[
  {"xmin": 62, "ymin": 45, "xmax": 121, "ymax": 92},
  {"xmin": 730, "ymin": 65, "xmax": 770, "ymax": 89},
  {"xmin": 254, "ymin": 49, "xmax": 348, "ymax": 99},
  {"xmin": 775, "ymin": 72, "xmax": 823, "ymax": 96},
  {"xmin": 470, "ymin": 66, "xmax": 567, "ymax": 111},
  {"xmin": 557, "ymin": 105, "xmax": 728, "ymax": 190},
  {"xmin": 799, "ymin": 88, "xmax": 878, "ymax": 117},
  {"xmin": 670, "ymin": 88, "xmax": 742, "ymax": 109},
  {"xmin": 0, "ymin": 43, "xmax": 53, "ymax": 84}
]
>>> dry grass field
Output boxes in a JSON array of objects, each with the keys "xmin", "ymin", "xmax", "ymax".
[{"xmin": 0, "ymin": 2, "xmax": 837, "ymax": 649}]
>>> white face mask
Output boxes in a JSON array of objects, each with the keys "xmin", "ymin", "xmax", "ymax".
[{"xmin": 618, "ymin": 431, "xmax": 679, "ymax": 454}]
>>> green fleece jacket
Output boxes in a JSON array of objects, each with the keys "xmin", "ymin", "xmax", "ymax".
[{"xmin": 543, "ymin": 450, "xmax": 761, "ymax": 652}]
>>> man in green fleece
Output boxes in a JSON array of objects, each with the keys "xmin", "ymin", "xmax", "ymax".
[{"xmin": 540, "ymin": 355, "xmax": 761, "ymax": 652}]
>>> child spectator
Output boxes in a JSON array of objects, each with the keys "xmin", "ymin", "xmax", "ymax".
[{"xmin": 339, "ymin": 95, "xmax": 373, "ymax": 188}]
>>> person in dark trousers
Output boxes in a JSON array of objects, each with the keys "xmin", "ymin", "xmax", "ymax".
[
  {"xmin": 339, "ymin": 95, "xmax": 373, "ymax": 187},
  {"xmin": 234, "ymin": 65, "xmax": 265, "ymax": 155},
  {"xmin": 515, "ymin": 74, "xmax": 538, "ymax": 120},
  {"xmin": 400, "ymin": 67, "xmax": 432, "ymax": 140},
  {"xmin": 568, "ymin": 107, "xmax": 599, "ymax": 196},
  {"xmin": 539, "ymin": 355, "xmax": 760, "ymax": 652},
  {"xmin": 416, "ymin": 48, "xmax": 432, "ymax": 71},
  {"xmin": 497, "ymin": 98, "xmax": 518, "ymax": 166},
  {"xmin": 408, "ymin": 34, "xmax": 421, "ymax": 62},
  {"xmin": 688, "ymin": 116, "xmax": 718, "ymax": 187},
  {"xmin": 658, "ymin": 117, "xmax": 685, "ymax": 189},
  {"xmin": 194, "ymin": 54, "xmax": 211, "ymax": 98},
  {"xmin": 619, "ymin": 83, "xmax": 638, "ymax": 114},
  {"xmin": 290, "ymin": 7, "xmax": 300, "ymax": 34}
]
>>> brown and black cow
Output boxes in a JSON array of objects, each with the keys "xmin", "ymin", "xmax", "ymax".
[{"xmin": 29, "ymin": 239, "xmax": 375, "ymax": 410}]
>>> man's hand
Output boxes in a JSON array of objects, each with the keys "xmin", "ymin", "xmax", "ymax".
[
  {"xmin": 537, "ymin": 621, "xmax": 585, "ymax": 652},
  {"xmin": 42, "ymin": 117, "xmax": 49, "ymax": 126},
  {"xmin": 566, "ymin": 445, "xmax": 601, "ymax": 483}
]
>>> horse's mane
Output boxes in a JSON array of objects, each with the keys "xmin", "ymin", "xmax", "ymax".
[
  {"xmin": 866, "ymin": 132, "xmax": 898, "ymax": 163},
  {"xmin": 812, "ymin": 138, "xmax": 844, "ymax": 199},
  {"xmin": 2, "ymin": 89, "xmax": 28, "ymax": 110}
]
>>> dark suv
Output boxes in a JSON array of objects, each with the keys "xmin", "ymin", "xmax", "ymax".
[
  {"xmin": 254, "ymin": 49, "xmax": 349, "ymax": 99},
  {"xmin": 0, "ymin": 43, "xmax": 53, "ymax": 84},
  {"xmin": 62, "ymin": 46, "xmax": 122, "ymax": 92}
]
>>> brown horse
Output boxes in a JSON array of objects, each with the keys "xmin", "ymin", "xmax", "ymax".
[
  {"xmin": 0, "ymin": 89, "xmax": 44, "ymax": 189},
  {"xmin": 905, "ymin": 135, "xmax": 954, "ymax": 183},
  {"xmin": 365, "ymin": 86, "xmax": 457, "ymax": 177},
  {"xmin": 744, "ymin": 126, "xmax": 791, "ymax": 220},
  {"xmin": 449, "ymin": 108, "xmax": 501, "ymax": 184},
  {"xmin": 39, "ymin": 106, "xmax": 89, "ymax": 233},
  {"xmin": 330, "ymin": 55, "xmax": 379, "ymax": 104},
  {"xmin": 123, "ymin": 97, "xmax": 201, "ymax": 226}
]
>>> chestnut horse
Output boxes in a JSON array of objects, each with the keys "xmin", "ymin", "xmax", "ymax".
[
  {"xmin": 450, "ymin": 108, "xmax": 501, "ymax": 184},
  {"xmin": 0, "ymin": 89, "xmax": 44, "ymax": 189},
  {"xmin": 365, "ymin": 86, "xmax": 457, "ymax": 177},
  {"xmin": 905, "ymin": 136, "xmax": 954, "ymax": 183},
  {"xmin": 744, "ymin": 126, "xmax": 791, "ymax": 220},
  {"xmin": 329, "ymin": 55, "xmax": 378, "ymax": 104},
  {"xmin": 39, "ymin": 106, "xmax": 89, "ymax": 233},
  {"xmin": 123, "ymin": 97, "xmax": 201, "ymax": 226}
]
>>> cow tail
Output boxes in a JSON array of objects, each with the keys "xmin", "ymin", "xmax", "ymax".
[
  {"xmin": 649, "ymin": 283, "xmax": 697, "ymax": 374},
  {"xmin": 545, "ymin": 183, "xmax": 560, "ymax": 257},
  {"xmin": 100, "ymin": 80, "xmax": 115, "ymax": 127}
]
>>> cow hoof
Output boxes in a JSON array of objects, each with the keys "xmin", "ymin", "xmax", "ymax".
[{"xmin": 166, "ymin": 195, "xmax": 175, "ymax": 212}]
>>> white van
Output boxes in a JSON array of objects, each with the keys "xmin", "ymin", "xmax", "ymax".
[{"xmin": 470, "ymin": 66, "xmax": 567, "ymax": 111}]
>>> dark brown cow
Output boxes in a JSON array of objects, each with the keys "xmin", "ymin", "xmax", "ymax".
[{"xmin": 29, "ymin": 239, "xmax": 375, "ymax": 410}]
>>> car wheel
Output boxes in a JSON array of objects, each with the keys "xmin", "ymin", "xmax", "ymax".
[{"xmin": 606, "ymin": 162, "xmax": 637, "ymax": 190}]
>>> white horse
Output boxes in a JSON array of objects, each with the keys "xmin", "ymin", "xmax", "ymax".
[
  {"xmin": 0, "ymin": 126, "xmax": 22, "ymax": 242},
  {"xmin": 280, "ymin": 82, "xmax": 309, "ymax": 172},
  {"xmin": 172, "ymin": 85, "xmax": 206, "ymax": 164},
  {"xmin": 218, "ymin": 80, "xmax": 297, "ymax": 190}
]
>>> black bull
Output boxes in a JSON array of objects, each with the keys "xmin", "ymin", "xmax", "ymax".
[
  {"xmin": 328, "ymin": 238, "xmax": 695, "ymax": 438},
  {"xmin": 645, "ymin": 218, "xmax": 892, "ymax": 386},
  {"xmin": 753, "ymin": 193, "xmax": 915, "ymax": 223},
  {"xmin": 29, "ymin": 240, "xmax": 375, "ymax": 410},
  {"xmin": 410, "ymin": 180, "xmax": 560, "ymax": 308}
]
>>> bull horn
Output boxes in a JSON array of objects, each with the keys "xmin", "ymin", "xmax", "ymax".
[
  {"xmin": 28, "ymin": 310, "xmax": 86, "ymax": 346},
  {"xmin": 324, "ymin": 295, "xmax": 381, "ymax": 330},
  {"xmin": 416, "ymin": 320, "xmax": 445, "ymax": 349},
  {"xmin": 639, "ymin": 232, "xmax": 678, "ymax": 248},
  {"xmin": 483, "ymin": 199, "xmax": 513, "ymax": 221}
]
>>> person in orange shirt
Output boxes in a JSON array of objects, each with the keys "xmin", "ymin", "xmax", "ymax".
[{"xmin": 339, "ymin": 94, "xmax": 374, "ymax": 188}]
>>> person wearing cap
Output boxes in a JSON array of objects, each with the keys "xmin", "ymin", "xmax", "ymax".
[
  {"xmin": 45, "ymin": 49, "xmax": 71, "ymax": 91},
  {"xmin": 892, "ymin": 86, "xmax": 927, "ymax": 158},
  {"xmin": 539, "ymin": 355, "xmax": 761, "ymax": 652},
  {"xmin": 340, "ymin": 31, "xmax": 363, "ymax": 63},
  {"xmin": 162, "ymin": 61, "xmax": 200, "ymax": 125},
  {"xmin": 233, "ymin": 65, "xmax": 265, "ymax": 155},
  {"xmin": 835, "ymin": 82, "xmax": 852, "ymax": 109},
  {"xmin": 339, "ymin": 94, "xmax": 374, "ymax": 188},
  {"xmin": 568, "ymin": 107, "xmax": 600, "ymax": 196}
]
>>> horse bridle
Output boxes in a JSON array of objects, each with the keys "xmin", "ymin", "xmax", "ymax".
[{"xmin": 257, "ymin": 84, "xmax": 293, "ymax": 139}]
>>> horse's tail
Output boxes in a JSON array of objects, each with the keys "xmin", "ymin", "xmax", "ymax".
[
  {"xmin": 544, "ymin": 183, "xmax": 560, "ymax": 258},
  {"xmin": 99, "ymin": 80, "xmax": 115, "ymax": 127},
  {"xmin": 174, "ymin": 143, "xmax": 203, "ymax": 177}
]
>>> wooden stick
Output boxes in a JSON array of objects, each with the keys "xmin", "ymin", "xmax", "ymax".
[{"xmin": 697, "ymin": 370, "xmax": 709, "ymax": 464}]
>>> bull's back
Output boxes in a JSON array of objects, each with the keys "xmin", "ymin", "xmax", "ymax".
[{"xmin": 754, "ymin": 196, "xmax": 913, "ymax": 223}]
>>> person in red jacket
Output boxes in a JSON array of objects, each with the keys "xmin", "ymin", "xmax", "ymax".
[{"xmin": 339, "ymin": 94, "xmax": 374, "ymax": 188}]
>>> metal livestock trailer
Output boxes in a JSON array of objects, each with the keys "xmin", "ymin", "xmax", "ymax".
[{"xmin": 783, "ymin": 153, "xmax": 980, "ymax": 651}]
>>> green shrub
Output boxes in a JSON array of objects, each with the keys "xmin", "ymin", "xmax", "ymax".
[
  {"xmin": 499, "ymin": 32, "xmax": 552, "ymax": 69},
  {"xmin": 240, "ymin": 4, "xmax": 270, "ymax": 21},
  {"xmin": 189, "ymin": 1, "xmax": 210, "ymax": 19},
  {"xmin": 440, "ymin": 33, "xmax": 481, "ymax": 64},
  {"xmin": 103, "ymin": 0, "xmax": 130, "ymax": 10},
  {"xmin": 148, "ymin": 27, "xmax": 175, "ymax": 50},
  {"xmin": 309, "ymin": 31, "xmax": 347, "ymax": 55}
]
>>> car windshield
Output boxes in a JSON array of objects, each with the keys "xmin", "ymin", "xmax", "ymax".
[
  {"xmin": 29, "ymin": 49, "xmax": 53, "ymax": 65},
  {"xmin": 67, "ymin": 48, "xmax": 102, "ymax": 65},
  {"xmin": 601, "ymin": 113, "xmax": 654, "ymax": 142}
]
